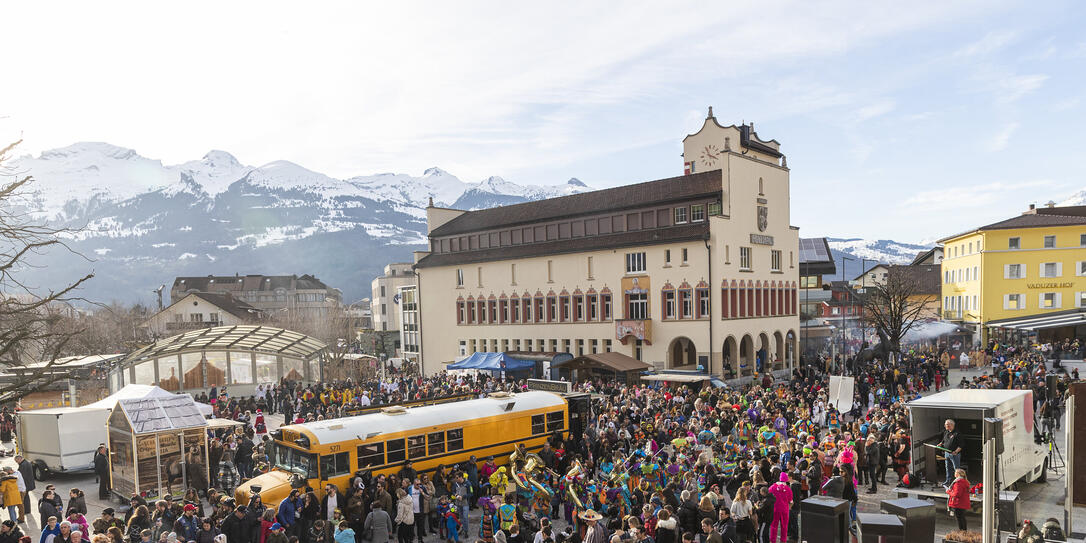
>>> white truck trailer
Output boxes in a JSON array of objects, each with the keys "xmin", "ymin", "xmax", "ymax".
[
  {"xmin": 908, "ymin": 389, "xmax": 1047, "ymax": 487},
  {"xmin": 16, "ymin": 407, "xmax": 110, "ymax": 480}
]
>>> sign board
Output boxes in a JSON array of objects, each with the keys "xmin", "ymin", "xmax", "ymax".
[
  {"xmin": 750, "ymin": 234, "xmax": 774, "ymax": 246},
  {"xmin": 527, "ymin": 379, "xmax": 572, "ymax": 394},
  {"xmin": 828, "ymin": 375, "xmax": 855, "ymax": 413}
]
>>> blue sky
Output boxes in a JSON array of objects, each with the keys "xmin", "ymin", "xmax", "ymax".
[{"xmin": 2, "ymin": 1, "xmax": 1085, "ymax": 243}]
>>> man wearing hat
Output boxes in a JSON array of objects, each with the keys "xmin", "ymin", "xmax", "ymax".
[
  {"xmin": 579, "ymin": 510, "xmax": 606, "ymax": 543},
  {"xmin": 266, "ymin": 522, "xmax": 288, "ymax": 543},
  {"xmin": 0, "ymin": 519, "xmax": 22, "ymax": 543},
  {"xmin": 173, "ymin": 504, "xmax": 199, "ymax": 542},
  {"xmin": 92, "ymin": 508, "xmax": 124, "ymax": 535}
]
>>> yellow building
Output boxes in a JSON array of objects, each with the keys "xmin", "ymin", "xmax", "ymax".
[
  {"xmin": 412, "ymin": 109, "xmax": 801, "ymax": 378},
  {"xmin": 938, "ymin": 204, "xmax": 1086, "ymax": 343}
]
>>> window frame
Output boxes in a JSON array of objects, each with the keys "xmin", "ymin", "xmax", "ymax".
[
  {"xmin": 427, "ymin": 431, "xmax": 445, "ymax": 456},
  {"xmin": 1008, "ymin": 237, "xmax": 1020, "ymax": 250},
  {"xmin": 625, "ymin": 252, "xmax": 647, "ymax": 273},
  {"xmin": 1044, "ymin": 235, "xmax": 1056, "ymax": 248},
  {"xmin": 546, "ymin": 411, "xmax": 564, "ymax": 432},
  {"xmin": 739, "ymin": 247, "xmax": 752, "ymax": 270},
  {"xmin": 357, "ymin": 442, "xmax": 385, "ymax": 469},
  {"xmin": 674, "ymin": 207, "xmax": 688, "ymax": 224},
  {"xmin": 320, "ymin": 451, "xmax": 351, "ymax": 479},
  {"xmin": 446, "ymin": 429, "xmax": 464, "ymax": 451},
  {"xmin": 690, "ymin": 204, "xmax": 705, "ymax": 222},
  {"xmin": 386, "ymin": 438, "xmax": 406, "ymax": 464}
]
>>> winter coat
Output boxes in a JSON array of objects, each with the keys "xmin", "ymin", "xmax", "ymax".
[
  {"xmin": 334, "ymin": 527, "xmax": 356, "ymax": 543},
  {"xmin": 0, "ymin": 476, "xmax": 19, "ymax": 507},
  {"xmin": 395, "ymin": 496, "xmax": 414, "ymax": 525},
  {"xmin": 947, "ymin": 477, "xmax": 971, "ymax": 510},
  {"xmin": 0, "ymin": 524, "xmax": 23, "ymax": 543},
  {"xmin": 677, "ymin": 501, "xmax": 699, "ymax": 534},
  {"xmin": 364, "ymin": 508, "xmax": 393, "ymax": 543},
  {"xmin": 38, "ymin": 499, "xmax": 62, "ymax": 525},
  {"xmin": 654, "ymin": 517, "xmax": 677, "ymax": 543}
]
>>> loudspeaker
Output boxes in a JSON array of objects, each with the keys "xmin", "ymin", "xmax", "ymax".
[
  {"xmin": 1071, "ymin": 383, "xmax": 1086, "ymax": 506},
  {"xmin": 983, "ymin": 417, "xmax": 1004, "ymax": 456},
  {"xmin": 1047, "ymin": 374, "xmax": 1060, "ymax": 400}
]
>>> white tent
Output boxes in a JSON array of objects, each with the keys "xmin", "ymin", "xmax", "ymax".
[{"xmin": 87, "ymin": 384, "xmax": 214, "ymax": 417}]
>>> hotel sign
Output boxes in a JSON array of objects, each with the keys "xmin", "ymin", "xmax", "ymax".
[
  {"xmin": 1027, "ymin": 282, "xmax": 1073, "ymax": 289},
  {"xmin": 750, "ymin": 234, "xmax": 774, "ymax": 246}
]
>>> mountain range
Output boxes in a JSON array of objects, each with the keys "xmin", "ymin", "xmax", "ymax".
[
  {"xmin": 8, "ymin": 142, "xmax": 1071, "ymax": 305},
  {"xmin": 6, "ymin": 143, "xmax": 587, "ymax": 304}
]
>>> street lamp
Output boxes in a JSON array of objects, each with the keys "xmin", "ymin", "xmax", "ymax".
[
  {"xmin": 839, "ymin": 255, "xmax": 854, "ymax": 370},
  {"xmin": 860, "ymin": 258, "xmax": 873, "ymax": 346}
]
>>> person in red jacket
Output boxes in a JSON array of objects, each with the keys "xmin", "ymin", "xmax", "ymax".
[{"xmin": 946, "ymin": 468, "xmax": 971, "ymax": 530}]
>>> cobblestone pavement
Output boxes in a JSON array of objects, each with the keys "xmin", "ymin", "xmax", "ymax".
[{"xmin": 5, "ymin": 362, "xmax": 1085, "ymax": 541}]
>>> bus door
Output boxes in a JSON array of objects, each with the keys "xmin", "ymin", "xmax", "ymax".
[{"xmin": 565, "ymin": 393, "xmax": 592, "ymax": 443}]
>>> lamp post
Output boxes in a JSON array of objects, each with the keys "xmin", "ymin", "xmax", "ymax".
[
  {"xmin": 860, "ymin": 258, "xmax": 872, "ymax": 346},
  {"xmin": 839, "ymin": 255, "xmax": 854, "ymax": 371}
]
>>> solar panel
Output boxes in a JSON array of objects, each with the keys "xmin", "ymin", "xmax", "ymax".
[{"xmin": 799, "ymin": 238, "xmax": 831, "ymax": 264}]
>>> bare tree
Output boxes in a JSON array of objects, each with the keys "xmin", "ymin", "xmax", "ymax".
[
  {"xmin": 861, "ymin": 266, "xmax": 938, "ymax": 361},
  {"xmin": 0, "ymin": 140, "xmax": 95, "ymax": 402}
]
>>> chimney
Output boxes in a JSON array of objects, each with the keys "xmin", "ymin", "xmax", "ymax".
[{"xmin": 1029, "ymin": 203, "xmax": 1035, "ymax": 210}]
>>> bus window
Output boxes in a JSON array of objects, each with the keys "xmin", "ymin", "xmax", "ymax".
[
  {"xmin": 408, "ymin": 435, "xmax": 426, "ymax": 459},
  {"xmin": 530, "ymin": 414, "xmax": 545, "ymax": 434},
  {"xmin": 269, "ymin": 442, "xmax": 318, "ymax": 479},
  {"xmin": 447, "ymin": 429, "xmax": 463, "ymax": 451},
  {"xmin": 387, "ymin": 439, "xmax": 406, "ymax": 464},
  {"xmin": 546, "ymin": 411, "xmax": 564, "ymax": 432},
  {"xmin": 358, "ymin": 442, "xmax": 384, "ymax": 468},
  {"xmin": 320, "ymin": 452, "xmax": 350, "ymax": 479},
  {"xmin": 427, "ymin": 432, "xmax": 445, "ymax": 456}
]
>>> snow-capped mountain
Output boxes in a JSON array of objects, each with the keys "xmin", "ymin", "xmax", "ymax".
[
  {"xmin": 825, "ymin": 237, "xmax": 933, "ymax": 280},
  {"xmin": 6, "ymin": 143, "xmax": 591, "ymax": 303},
  {"xmin": 1059, "ymin": 189, "xmax": 1086, "ymax": 206}
]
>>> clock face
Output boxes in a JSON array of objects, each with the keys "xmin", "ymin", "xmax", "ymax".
[{"xmin": 700, "ymin": 144, "xmax": 721, "ymax": 167}]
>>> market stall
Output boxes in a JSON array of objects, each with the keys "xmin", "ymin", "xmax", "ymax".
[{"xmin": 107, "ymin": 394, "xmax": 209, "ymax": 500}]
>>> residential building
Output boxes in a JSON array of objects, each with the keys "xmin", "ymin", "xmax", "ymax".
[
  {"xmin": 144, "ymin": 292, "xmax": 262, "ymax": 337},
  {"xmin": 344, "ymin": 298, "xmax": 373, "ymax": 335},
  {"xmin": 851, "ymin": 264, "xmax": 890, "ymax": 288},
  {"xmin": 911, "ymin": 247, "xmax": 944, "ymax": 266},
  {"xmin": 939, "ymin": 204, "xmax": 1086, "ymax": 343},
  {"xmin": 413, "ymin": 110, "xmax": 801, "ymax": 378},
  {"xmin": 887, "ymin": 264, "xmax": 942, "ymax": 320},
  {"xmin": 798, "ymin": 238, "xmax": 836, "ymax": 318},
  {"xmin": 399, "ymin": 285, "xmax": 420, "ymax": 361},
  {"xmin": 170, "ymin": 274, "xmax": 341, "ymax": 319},
  {"xmin": 371, "ymin": 263, "xmax": 417, "ymax": 332}
]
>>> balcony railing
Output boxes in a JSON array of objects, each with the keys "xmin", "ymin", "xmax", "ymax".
[{"xmin": 943, "ymin": 310, "xmax": 962, "ymax": 320}]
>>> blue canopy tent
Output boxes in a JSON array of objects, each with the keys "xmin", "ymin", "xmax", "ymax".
[{"xmin": 447, "ymin": 352, "xmax": 536, "ymax": 371}]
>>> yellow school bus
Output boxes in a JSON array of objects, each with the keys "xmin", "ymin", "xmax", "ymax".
[{"xmin": 235, "ymin": 391, "xmax": 571, "ymax": 505}]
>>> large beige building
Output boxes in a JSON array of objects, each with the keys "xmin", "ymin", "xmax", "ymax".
[{"xmin": 413, "ymin": 110, "xmax": 801, "ymax": 377}]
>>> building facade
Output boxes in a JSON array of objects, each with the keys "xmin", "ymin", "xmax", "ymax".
[
  {"xmin": 371, "ymin": 263, "xmax": 416, "ymax": 332},
  {"xmin": 939, "ymin": 204, "xmax": 1086, "ymax": 342},
  {"xmin": 143, "ymin": 292, "xmax": 261, "ymax": 338},
  {"xmin": 170, "ymin": 274, "xmax": 341, "ymax": 320},
  {"xmin": 413, "ymin": 111, "xmax": 801, "ymax": 378},
  {"xmin": 399, "ymin": 285, "xmax": 420, "ymax": 361}
]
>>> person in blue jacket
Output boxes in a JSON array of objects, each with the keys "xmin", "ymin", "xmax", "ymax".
[{"xmin": 277, "ymin": 490, "xmax": 302, "ymax": 536}]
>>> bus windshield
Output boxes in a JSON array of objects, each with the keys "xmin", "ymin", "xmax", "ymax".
[{"xmin": 268, "ymin": 441, "xmax": 318, "ymax": 479}]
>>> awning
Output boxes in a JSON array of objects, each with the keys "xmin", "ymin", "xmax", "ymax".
[
  {"xmin": 553, "ymin": 352, "xmax": 651, "ymax": 373},
  {"xmin": 986, "ymin": 310, "xmax": 1086, "ymax": 331},
  {"xmin": 447, "ymin": 352, "xmax": 536, "ymax": 370},
  {"xmin": 641, "ymin": 373, "xmax": 711, "ymax": 383}
]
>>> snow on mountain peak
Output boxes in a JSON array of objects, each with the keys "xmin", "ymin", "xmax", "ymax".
[
  {"xmin": 39, "ymin": 142, "xmax": 140, "ymax": 161},
  {"xmin": 202, "ymin": 150, "xmax": 241, "ymax": 167},
  {"xmin": 567, "ymin": 177, "xmax": 587, "ymax": 187},
  {"xmin": 424, "ymin": 167, "xmax": 450, "ymax": 177},
  {"xmin": 1059, "ymin": 189, "xmax": 1086, "ymax": 206}
]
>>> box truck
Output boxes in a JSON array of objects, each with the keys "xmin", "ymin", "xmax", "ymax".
[
  {"xmin": 16, "ymin": 407, "xmax": 110, "ymax": 480},
  {"xmin": 907, "ymin": 389, "xmax": 1047, "ymax": 487}
]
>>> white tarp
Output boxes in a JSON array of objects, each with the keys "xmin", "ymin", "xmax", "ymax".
[{"xmin": 828, "ymin": 376, "xmax": 855, "ymax": 413}]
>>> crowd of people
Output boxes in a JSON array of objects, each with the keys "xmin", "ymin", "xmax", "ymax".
[{"xmin": 16, "ymin": 339, "xmax": 1079, "ymax": 543}]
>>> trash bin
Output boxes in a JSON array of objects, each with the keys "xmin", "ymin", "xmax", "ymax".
[
  {"xmin": 799, "ymin": 496, "xmax": 850, "ymax": 543},
  {"xmin": 856, "ymin": 512, "xmax": 904, "ymax": 543},
  {"xmin": 880, "ymin": 497, "xmax": 935, "ymax": 542}
]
